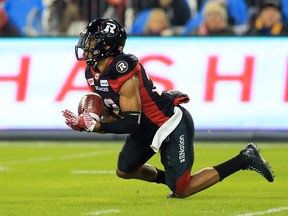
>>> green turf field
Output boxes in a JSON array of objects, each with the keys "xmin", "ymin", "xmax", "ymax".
[{"xmin": 0, "ymin": 141, "xmax": 287, "ymax": 216}]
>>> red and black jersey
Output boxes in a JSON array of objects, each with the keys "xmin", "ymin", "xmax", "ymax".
[{"xmin": 85, "ymin": 53, "xmax": 175, "ymax": 136}]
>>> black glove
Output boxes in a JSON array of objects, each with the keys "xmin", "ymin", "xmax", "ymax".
[{"xmin": 162, "ymin": 90, "xmax": 190, "ymax": 105}]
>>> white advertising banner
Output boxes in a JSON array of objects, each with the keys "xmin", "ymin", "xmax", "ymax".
[{"xmin": 0, "ymin": 37, "xmax": 288, "ymax": 130}]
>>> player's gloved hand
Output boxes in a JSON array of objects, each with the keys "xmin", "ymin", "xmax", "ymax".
[
  {"xmin": 62, "ymin": 109, "xmax": 98, "ymax": 132},
  {"xmin": 79, "ymin": 112, "xmax": 98, "ymax": 132},
  {"xmin": 62, "ymin": 109, "xmax": 84, "ymax": 131}
]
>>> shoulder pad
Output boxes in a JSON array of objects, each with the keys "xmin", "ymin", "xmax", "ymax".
[{"xmin": 108, "ymin": 54, "xmax": 139, "ymax": 77}]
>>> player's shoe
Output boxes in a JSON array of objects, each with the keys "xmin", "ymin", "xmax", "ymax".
[
  {"xmin": 240, "ymin": 143, "xmax": 274, "ymax": 182},
  {"xmin": 167, "ymin": 191, "xmax": 176, "ymax": 198}
]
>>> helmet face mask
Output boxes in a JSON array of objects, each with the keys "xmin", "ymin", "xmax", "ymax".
[
  {"xmin": 75, "ymin": 32, "xmax": 102, "ymax": 61},
  {"xmin": 75, "ymin": 18, "xmax": 127, "ymax": 65}
]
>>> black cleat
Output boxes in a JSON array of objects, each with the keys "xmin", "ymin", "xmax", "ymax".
[{"xmin": 240, "ymin": 143, "xmax": 274, "ymax": 182}]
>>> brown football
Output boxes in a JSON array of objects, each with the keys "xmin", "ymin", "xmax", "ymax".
[{"xmin": 78, "ymin": 93, "xmax": 104, "ymax": 120}]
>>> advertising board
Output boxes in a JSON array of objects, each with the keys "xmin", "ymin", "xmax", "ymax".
[{"xmin": 0, "ymin": 37, "xmax": 287, "ymax": 132}]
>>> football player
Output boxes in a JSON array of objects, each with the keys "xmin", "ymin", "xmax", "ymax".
[{"xmin": 62, "ymin": 18, "xmax": 274, "ymax": 198}]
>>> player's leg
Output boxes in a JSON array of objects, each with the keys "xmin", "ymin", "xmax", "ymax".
[
  {"xmin": 116, "ymin": 134, "xmax": 166, "ymax": 184},
  {"xmin": 116, "ymin": 164, "xmax": 164, "ymax": 183},
  {"xmin": 163, "ymin": 108, "xmax": 273, "ymax": 198},
  {"xmin": 161, "ymin": 107, "xmax": 228, "ymax": 197},
  {"xmin": 177, "ymin": 167, "xmax": 220, "ymax": 197},
  {"xmin": 160, "ymin": 107, "xmax": 196, "ymax": 197},
  {"xmin": 161, "ymin": 107, "xmax": 246, "ymax": 197},
  {"xmin": 213, "ymin": 143, "xmax": 274, "ymax": 183},
  {"xmin": 178, "ymin": 143, "xmax": 274, "ymax": 198}
]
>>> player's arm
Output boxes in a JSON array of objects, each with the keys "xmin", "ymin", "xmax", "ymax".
[
  {"xmin": 93, "ymin": 75, "xmax": 141, "ymax": 133},
  {"xmin": 119, "ymin": 74, "xmax": 141, "ymax": 113}
]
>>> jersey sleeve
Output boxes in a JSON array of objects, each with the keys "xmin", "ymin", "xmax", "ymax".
[{"xmin": 107, "ymin": 54, "xmax": 141, "ymax": 93}]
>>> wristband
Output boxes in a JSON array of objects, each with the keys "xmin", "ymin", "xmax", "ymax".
[{"xmin": 100, "ymin": 111, "xmax": 141, "ymax": 134}]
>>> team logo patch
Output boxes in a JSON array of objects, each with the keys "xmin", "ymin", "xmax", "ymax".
[
  {"xmin": 102, "ymin": 21, "xmax": 118, "ymax": 37},
  {"xmin": 94, "ymin": 73, "xmax": 100, "ymax": 80},
  {"xmin": 87, "ymin": 78, "xmax": 94, "ymax": 86},
  {"xmin": 116, "ymin": 61, "xmax": 128, "ymax": 73},
  {"xmin": 100, "ymin": 80, "xmax": 109, "ymax": 86}
]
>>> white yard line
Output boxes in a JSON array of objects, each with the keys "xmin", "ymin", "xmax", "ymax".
[
  {"xmin": 0, "ymin": 166, "xmax": 9, "ymax": 171},
  {"xmin": 71, "ymin": 170, "xmax": 115, "ymax": 175},
  {"xmin": 59, "ymin": 151, "xmax": 112, "ymax": 160},
  {"xmin": 236, "ymin": 207, "xmax": 288, "ymax": 216},
  {"xmin": 0, "ymin": 151, "xmax": 115, "ymax": 165},
  {"xmin": 0, "ymin": 142, "xmax": 111, "ymax": 148},
  {"xmin": 87, "ymin": 209, "xmax": 120, "ymax": 215}
]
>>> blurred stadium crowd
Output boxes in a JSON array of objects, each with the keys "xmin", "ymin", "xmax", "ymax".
[{"xmin": 0, "ymin": 0, "xmax": 288, "ymax": 37}]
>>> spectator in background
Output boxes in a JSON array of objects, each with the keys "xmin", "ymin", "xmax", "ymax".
[
  {"xmin": 247, "ymin": 0, "xmax": 288, "ymax": 23},
  {"xmin": 61, "ymin": 0, "xmax": 88, "ymax": 36},
  {"xmin": 143, "ymin": 8, "xmax": 172, "ymax": 36},
  {"xmin": 279, "ymin": 0, "xmax": 288, "ymax": 22},
  {"xmin": 42, "ymin": 0, "xmax": 87, "ymax": 36},
  {"xmin": 0, "ymin": 7, "xmax": 21, "ymax": 37},
  {"xmin": 131, "ymin": 0, "xmax": 191, "ymax": 26},
  {"xmin": 60, "ymin": 0, "xmax": 80, "ymax": 33},
  {"xmin": 245, "ymin": 0, "xmax": 288, "ymax": 36},
  {"xmin": 42, "ymin": 0, "xmax": 60, "ymax": 36},
  {"xmin": 129, "ymin": 8, "xmax": 173, "ymax": 36},
  {"xmin": 4, "ymin": 0, "xmax": 44, "ymax": 36},
  {"xmin": 189, "ymin": 1, "xmax": 235, "ymax": 36},
  {"xmin": 102, "ymin": 0, "xmax": 127, "ymax": 25},
  {"xmin": 182, "ymin": 0, "xmax": 249, "ymax": 35}
]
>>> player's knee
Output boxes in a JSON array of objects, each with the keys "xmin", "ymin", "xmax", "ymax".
[
  {"xmin": 174, "ymin": 192, "xmax": 186, "ymax": 198},
  {"xmin": 174, "ymin": 171, "xmax": 192, "ymax": 198},
  {"xmin": 174, "ymin": 183, "xmax": 193, "ymax": 198}
]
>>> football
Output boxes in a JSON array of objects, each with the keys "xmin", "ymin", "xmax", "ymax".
[{"xmin": 78, "ymin": 92, "xmax": 104, "ymax": 121}]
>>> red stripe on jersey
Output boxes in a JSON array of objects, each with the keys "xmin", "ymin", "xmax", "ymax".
[
  {"xmin": 109, "ymin": 65, "xmax": 138, "ymax": 93},
  {"xmin": 137, "ymin": 67, "xmax": 169, "ymax": 127},
  {"xmin": 139, "ymin": 87, "xmax": 169, "ymax": 127}
]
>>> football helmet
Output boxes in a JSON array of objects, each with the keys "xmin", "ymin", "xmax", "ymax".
[{"xmin": 75, "ymin": 18, "xmax": 127, "ymax": 65}]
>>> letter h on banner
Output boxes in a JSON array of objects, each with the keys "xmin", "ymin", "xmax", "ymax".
[
  {"xmin": 204, "ymin": 56, "xmax": 254, "ymax": 102},
  {"xmin": 0, "ymin": 57, "xmax": 30, "ymax": 101}
]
